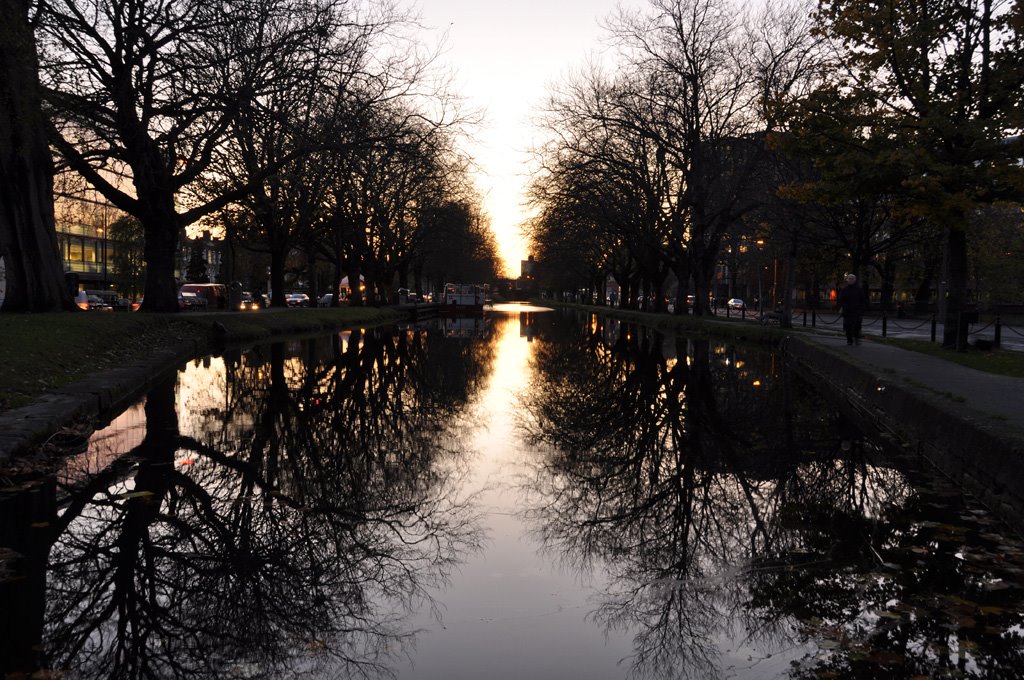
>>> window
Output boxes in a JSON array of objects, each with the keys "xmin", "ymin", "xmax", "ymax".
[{"xmin": 67, "ymin": 238, "xmax": 83, "ymax": 263}]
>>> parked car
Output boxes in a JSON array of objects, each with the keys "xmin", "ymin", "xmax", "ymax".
[
  {"xmin": 286, "ymin": 292, "xmax": 310, "ymax": 307},
  {"xmin": 85, "ymin": 289, "xmax": 131, "ymax": 311},
  {"xmin": 396, "ymin": 287, "xmax": 420, "ymax": 304},
  {"xmin": 178, "ymin": 291, "xmax": 207, "ymax": 311},
  {"xmin": 727, "ymin": 298, "xmax": 746, "ymax": 310},
  {"xmin": 317, "ymin": 293, "xmax": 336, "ymax": 307},
  {"xmin": 86, "ymin": 295, "xmax": 112, "ymax": 311}
]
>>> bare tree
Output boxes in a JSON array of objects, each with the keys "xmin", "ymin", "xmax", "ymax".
[
  {"xmin": 529, "ymin": 0, "xmax": 820, "ymax": 313},
  {"xmin": 413, "ymin": 195, "xmax": 500, "ymax": 296},
  {"xmin": 315, "ymin": 95, "xmax": 479, "ymax": 305},
  {"xmin": 206, "ymin": 1, "xmax": 438, "ymax": 307},
  {"xmin": 38, "ymin": 0, "xmax": 362, "ymax": 311},
  {"xmin": 609, "ymin": 0, "xmax": 819, "ymax": 314},
  {"xmin": 531, "ymin": 67, "xmax": 677, "ymax": 309}
]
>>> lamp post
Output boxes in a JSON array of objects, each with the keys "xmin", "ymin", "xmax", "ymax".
[{"xmin": 97, "ymin": 227, "xmax": 107, "ymax": 288}]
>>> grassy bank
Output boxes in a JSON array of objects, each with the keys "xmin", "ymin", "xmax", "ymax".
[
  {"xmin": 879, "ymin": 337, "xmax": 1024, "ymax": 378},
  {"xmin": 0, "ymin": 307, "xmax": 403, "ymax": 412}
]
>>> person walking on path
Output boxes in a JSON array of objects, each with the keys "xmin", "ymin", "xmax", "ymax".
[{"xmin": 837, "ymin": 273, "xmax": 867, "ymax": 345}]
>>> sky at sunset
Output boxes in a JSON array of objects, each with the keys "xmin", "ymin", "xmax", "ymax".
[{"xmin": 417, "ymin": 0, "xmax": 644, "ymax": 276}]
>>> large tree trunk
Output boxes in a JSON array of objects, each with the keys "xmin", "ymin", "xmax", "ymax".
[
  {"xmin": 330, "ymin": 255, "xmax": 343, "ymax": 308},
  {"xmin": 347, "ymin": 256, "xmax": 363, "ymax": 306},
  {"xmin": 306, "ymin": 247, "xmax": 318, "ymax": 302},
  {"xmin": 223, "ymin": 221, "xmax": 236, "ymax": 285},
  {"xmin": 691, "ymin": 248, "xmax": 718, "ymax": 317},
  {"xmin": 269, "ymin": 247, "xmax": 287, "ymax": 308},
  {"xmin": 780, "ymin": 235, "xmax": 799, "ymax": 328},
  {"xmin": 137, "ymin": 211, "xmax": 180, "ymax": 312},
  {"xmin": 126, "ymin": 117, "xmax": 183, "ymax": 312},
  {"xmin": 941, "ymin": 224, "xmax": 970, "ymax": 348},
  {"xmin": 0, "ymin": 0, "xmax": 76, "ymax": 312}
]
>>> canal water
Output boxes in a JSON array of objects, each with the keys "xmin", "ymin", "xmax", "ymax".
[{"xmin": 2, "ymin": 304, "xmax": 1024, "ymax": 679}]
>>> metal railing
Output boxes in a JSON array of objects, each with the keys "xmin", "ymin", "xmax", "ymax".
[
  {"xmin": 790, "ymin": 309, "xmax": 1022, "ymax": 350},
  {"xmin": 620, "ymin": 303, "xmax": 1023, "ymax": 350}
]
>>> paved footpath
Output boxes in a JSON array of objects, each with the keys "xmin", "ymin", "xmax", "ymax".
[{"xmin": 804, "ymin": 331, "xmax": 1024, "ymax": 429}]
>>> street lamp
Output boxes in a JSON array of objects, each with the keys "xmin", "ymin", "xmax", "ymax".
[{"xmin": 97, "ymin": 227, "xmax": 107, "ymax": 288}]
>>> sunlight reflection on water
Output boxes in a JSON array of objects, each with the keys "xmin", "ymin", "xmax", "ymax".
[{"xmin": 487, "ymin": 302, "xmax": 555, "ymax": 314}]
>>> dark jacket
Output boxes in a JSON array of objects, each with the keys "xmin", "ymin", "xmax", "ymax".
[{"xmin": 837, "ymin": 283, "xmax": 867, "ymax": 316}]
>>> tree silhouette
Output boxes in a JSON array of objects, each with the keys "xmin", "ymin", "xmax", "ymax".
[
  {"xmin": 2, "ymin": 321, "xmax": 498, "ymax": 678},
  {"xmin": 788, "ymin": 0, "xmax": 1024, "ymax": 346},
  {"xmin": 518, "ymin": 313, "xmax": 1024, "ymax": 679}
]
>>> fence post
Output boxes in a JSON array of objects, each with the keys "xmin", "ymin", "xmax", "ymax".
[
  {"xmin": 882, "ymin": 312, "xmax": 888, "ymax": 338},
  {"xmin": 726, "ymin": 305, "xmax": 730, "ymax": 319},
  {"xmin": 742, "ymin": 305, "xmax": 746, "ymax": 320},
  {"xmin": 930, "ymin": 314, "xmax": 937, "ymax": 343},
  {"xmin": 994, "ymin": 315, "xmax": 1002, "ymax": 349},
  {"xmin": 802, "ymin": 309, "xmax": 807, "ymax": 327}
]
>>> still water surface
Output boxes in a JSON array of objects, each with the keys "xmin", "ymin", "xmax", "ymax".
[{"xmin": 2, "ymin": 304, "xmax": 1023, "ymax": 679}]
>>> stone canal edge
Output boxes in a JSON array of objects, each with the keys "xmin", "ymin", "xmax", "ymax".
[
  {"xmin": 0, "ymin": 309, "xmax": 405, "ymax": 463},
  {"xmin": 784, "ymin": 336, "xmax": 1024, "ymax": 527}
]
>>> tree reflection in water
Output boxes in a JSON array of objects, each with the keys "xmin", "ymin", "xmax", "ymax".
[
  {"xmin": 3, "ymin": 324, "xmax": 493, "ymax": 679},
  {"xmin": 521, "ymin": 313, "xmax": 1024, "ymax": 679}
]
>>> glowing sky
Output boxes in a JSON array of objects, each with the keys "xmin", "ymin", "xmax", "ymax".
[{"xmin": 417, "ymin": 0, "xmax": 643, "ymax": 277}]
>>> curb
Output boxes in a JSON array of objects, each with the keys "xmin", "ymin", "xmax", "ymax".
[{"xmin": 0, "ymin": 338, "xmax": 203, "ymax": 462}]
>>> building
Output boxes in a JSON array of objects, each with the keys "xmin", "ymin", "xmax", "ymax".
[
  {"xmin": 521, "ymin": 255, "xmax": 537, "ymax": 280},
  {"xmin": 54, "ymin": 190, "xmax": 222, "ymax": 297},
  {"xmin": 178, "ymin": 231, "xmax": 223, "ymax": 284},
  {"xmin": 55, "ymin": 196, "xmax": 121, "ymax": 293}
]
